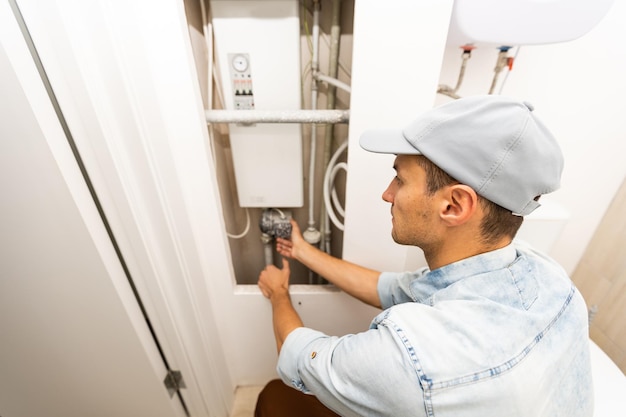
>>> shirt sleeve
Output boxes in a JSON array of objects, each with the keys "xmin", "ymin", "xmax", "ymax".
[
  {"xmin": 276, "ymin": 327, "xmax": 328, "ymax": 393},
  {"xmin": 276, "ymin": 325, "xmax": 425, "ymax": 416}
]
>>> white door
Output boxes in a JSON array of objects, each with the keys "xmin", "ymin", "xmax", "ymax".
[
  {"xmin": 0, "ymin": 2, "xmax": 187, "ymax": 416},
  {"xmin": 1, "ymin": 0, "xmax": 235, "ymax": 414}
]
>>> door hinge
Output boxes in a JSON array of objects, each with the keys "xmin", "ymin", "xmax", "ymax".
[{"xmin": 163, "ymin": 370, "xmax": 186, "ymax": 398}]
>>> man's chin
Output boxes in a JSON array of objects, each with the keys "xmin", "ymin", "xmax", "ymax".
[{"xmin": 391, "ymin": 231, "xmax": 413, "ymax": 247}]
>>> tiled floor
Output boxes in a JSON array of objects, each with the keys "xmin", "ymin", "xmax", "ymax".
[{"xmin": 230, "ymin": 385, "xmax": 264, "ymax": 417}]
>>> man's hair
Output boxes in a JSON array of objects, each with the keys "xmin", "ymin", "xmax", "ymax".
[{"xmin": 414, "ymin": 156, "xmax": 523, "ymax": 244}]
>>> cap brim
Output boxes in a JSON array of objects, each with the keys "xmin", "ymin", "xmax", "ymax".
[{"xmin": 359, "ymin": 128, "xmax": 421, "ymax": 155}]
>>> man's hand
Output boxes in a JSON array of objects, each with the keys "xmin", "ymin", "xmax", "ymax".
[
  {"xmin": 275, "ymin": 219, "xmax": 304, "ymax": 260},
  {"xmin": 258, "ymin": 258, "xmax": 303, "ymax": 352},
  {"xmin": 273, "ymin": 219, "xmax": 383, "ymax": 308},
  {"xmin": 258, "ymin": 258, "xmax": 291, "ymax": 300}
]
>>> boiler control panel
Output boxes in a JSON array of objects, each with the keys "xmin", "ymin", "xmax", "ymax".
[{"xmin": 228, "ymin": 53, "xmax": 255, "ymax": 110}]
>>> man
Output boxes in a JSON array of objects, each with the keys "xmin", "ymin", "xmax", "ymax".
[{"xmin": 255, "ymin": 95, "xmax": 593, "ymax": 417}]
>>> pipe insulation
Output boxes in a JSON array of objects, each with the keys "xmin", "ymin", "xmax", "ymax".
[{"xmin": 204, "ymin": 109, "xmax": 349, "ymax": 124}]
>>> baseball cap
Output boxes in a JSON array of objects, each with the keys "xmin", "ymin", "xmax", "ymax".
[{"xmin": 359, "ymin": 95, "xmax": 564, "ymax": 216}]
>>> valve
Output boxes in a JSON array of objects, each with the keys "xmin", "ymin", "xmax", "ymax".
[
  {"xmin": 507, "ymin": 57, "xmax": 515, "ymax": 71},
  {"xmin": 259, "ymin": 208, "xmax": 292, "ymax": 239},
  {"xmin": 460, "ymin": 44, "xmax": 476, "ymax": 55},
  {"xmin": 303, "ymin": 226, "xmax": 321, "ymax": 245}
]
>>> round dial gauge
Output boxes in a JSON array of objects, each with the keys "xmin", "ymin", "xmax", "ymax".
[{"xmin": 232, "ymin": 54, "xmax": 249, "ymax": 72}]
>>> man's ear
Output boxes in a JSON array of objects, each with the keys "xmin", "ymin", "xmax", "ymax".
[{"xmin": 439, "ymin": 184, "xmax": 479, "ymax": 226}]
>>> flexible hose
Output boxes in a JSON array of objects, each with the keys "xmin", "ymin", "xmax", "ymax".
[{"xmin": 323, "ymin": 141, "xmax": 348, "ymax": 231}]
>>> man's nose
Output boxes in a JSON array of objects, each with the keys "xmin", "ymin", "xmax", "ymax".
[{"xmin": 382, "ymin": 183, "xmax": 394, "ymax": 203}]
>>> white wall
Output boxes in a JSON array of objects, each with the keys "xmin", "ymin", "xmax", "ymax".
[
  {"xmin": 436, "ymin": 0, "xmax": 626, "ymax": 274},
  {"xmin": 343, "ymin": 0, "xmax": 453, "ymax": 272}
]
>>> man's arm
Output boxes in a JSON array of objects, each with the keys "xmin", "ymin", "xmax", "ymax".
[
  {"xmin": 277, "ymin": 220, "xmax": 382, "ymax": 309},
  {"xmin": 258, "ymin": 258, "xmax": 303, "ymax": 352}
]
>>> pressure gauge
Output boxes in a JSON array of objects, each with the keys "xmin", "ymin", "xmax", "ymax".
[{"xmin": 232, "ymin": 54, "xmax": 249, "ymax": 72}]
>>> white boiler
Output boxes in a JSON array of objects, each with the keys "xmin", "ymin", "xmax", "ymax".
[{"xmin": 210, "ymin": 0, "xmax": 303, "ymax": 208}]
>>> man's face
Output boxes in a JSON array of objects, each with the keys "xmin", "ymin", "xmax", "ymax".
[{"xmin": 382, "ymin": 155, "xmax": 441, "ymax": 249}]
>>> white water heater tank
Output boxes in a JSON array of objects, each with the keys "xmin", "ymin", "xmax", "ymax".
[{"xmin": 447, "ymin": 0, "xmax": 616, "ymax": 46}]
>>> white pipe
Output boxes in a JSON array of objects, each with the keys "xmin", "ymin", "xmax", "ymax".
[
  {"xmin": 204, "ymin": 109, "xmax": 349, "ymax": 124},
  {"xmin": 311, "ymin": 1, "xmax": 320, "ymax": 75},
  {"xmin": 304, "ymin": 1, "xmax": 322, "ymax": 284},
  {"xmin": 489, "ymin": 47, "xmax": 511, "ymax": 94},
  {"xmin": 315, "ymin": 72, "xmax": 351, "ymax": 94},
  {"xmin": 321, "ymin": 0, "xmax": 343, "ymax": 255},
  {"xmin": 437, "ymin": 47, "xmax": 472, "ymax": 100},
  {"xmin": 497, "ymin": 46, "xmax": 521, "ymax": 95},
  {"xmin": 303, "ymin": 0, "xmax": 322, "ymax": 247},
  {"xmin": 325, "ymin": 162, "xmax": 347, "ymax": 230},
  {"xmin": 261, "ymin": 233, "xmax": 273, "ymax": 266},
  {"xmin": 307, "ymin": 103, "xmax": 319, "ymax": 234},
  {"xmin": 226, "ymin": 208, "xmax": 250, "ymax": 239}
]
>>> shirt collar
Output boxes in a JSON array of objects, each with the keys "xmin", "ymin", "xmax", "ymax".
[{"xmin": 410, "ymin": 244, "xmax": 517, "ymax": 303}]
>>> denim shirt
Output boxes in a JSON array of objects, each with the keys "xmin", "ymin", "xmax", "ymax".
[{"xmin": 277, "ymin": 243, "xmax": 593, "ymax": 417}]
